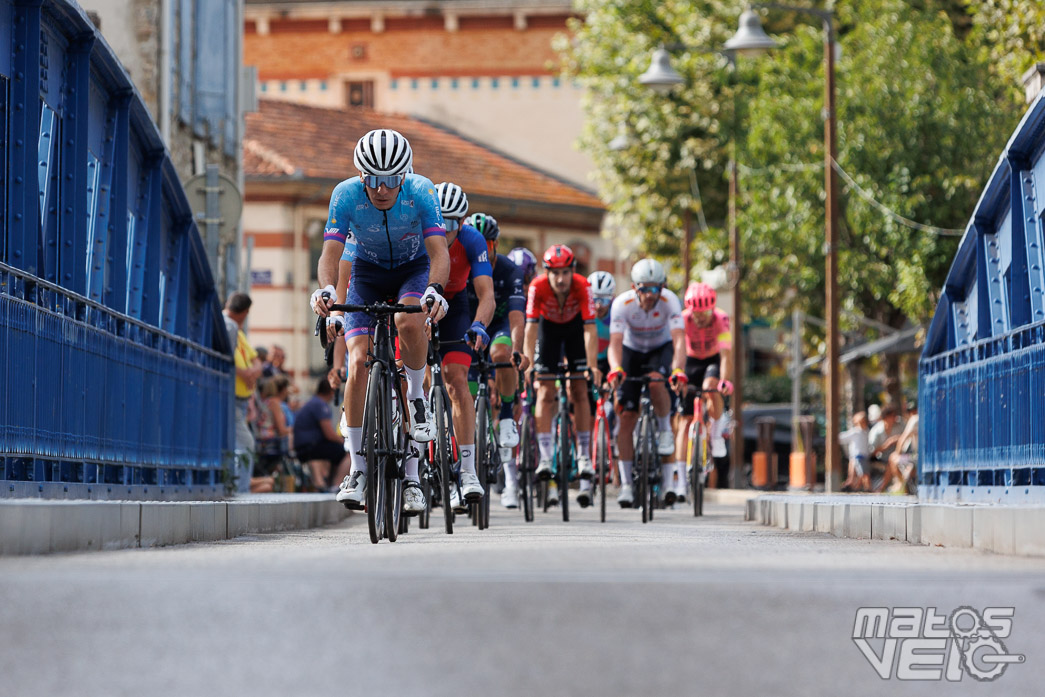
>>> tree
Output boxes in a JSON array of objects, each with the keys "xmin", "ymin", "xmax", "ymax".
[
  {"xmin": 967, "ymin": 0, "xmax": 1045, "ymax": 104},
  {"xmin": 561, "ymin": 0, "xmax": 1020, "ymax": 408}
]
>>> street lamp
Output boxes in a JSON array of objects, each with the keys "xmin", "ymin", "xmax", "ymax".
[
  {"xmin": 726, "ymin": 4, "xmax": 841, "ymax": 492},
  {"xmin": 638, "ymin": 44, "xmax": 746, "ymax": 489}
]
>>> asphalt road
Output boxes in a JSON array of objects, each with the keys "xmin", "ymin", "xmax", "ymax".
[{"xmin": 2, "ymin": 497, "xmax": 1043, "ymax": 696}]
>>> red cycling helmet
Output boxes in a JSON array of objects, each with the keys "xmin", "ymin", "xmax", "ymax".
[
  {"xmin": 685, "ymin": 282, "xmax": 716, "ymax": 312},
  {"xmin": 542, "ymin": 244, "xmax": 575, "ymax": 269}
]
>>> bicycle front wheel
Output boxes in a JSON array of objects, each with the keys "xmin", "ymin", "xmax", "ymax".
[
  {"xmin": 475, "ymin": 396, "xmax": 490, "ymax": 530},
  {"xmin": 433, "ymin": 387, "xmax": 454, "ymax": 535},
  {"xmin": 638, "ymin": 413, "xmax": 653, "ymax": 524},
  {"xmin": 596, "ymin": 416, "xmax": 608, "ymax": 523},
  {"xmin": 557, "ymin": 411, "xmax": 571, "ymax": 523},
  {"xmin": 519, "ymin": 413, "xmax": 534, "ymax": 522},
  {"xmin": 384, "ymin": 376, "xmax": 406, "ymax": 542},
  {"xmin": 364, "ymin": 362, "xmax": 388, "ymax": 544}
]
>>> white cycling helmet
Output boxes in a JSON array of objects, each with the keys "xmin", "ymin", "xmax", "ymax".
[
  {"xmin": 353, "ymin": 129, "xmax": 413, "ymax": 176},
  {"xmin": 631, "ymin": 258, "xmax": 666, "ymax": 285},
  {"xmin": 587, "ymin": 271, "xmax": 616, "ymax": 298},
  {"xmin": 435, "ymin": 182, "xmax": 469, "ymax": 219}
]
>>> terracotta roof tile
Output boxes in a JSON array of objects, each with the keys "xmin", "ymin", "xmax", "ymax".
[{"xmin": 245, "ymin": 99, "xmax": 603, "ymax": 210}]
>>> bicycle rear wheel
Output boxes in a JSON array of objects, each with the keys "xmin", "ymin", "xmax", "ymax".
[
  {"xmin": 433, "ymin": 387, "xmax": 454, "ymax": 535},
  {"xmin": 418, "ymin": 456, "xmax": 432, "ymax": 529},
  {"xmin": 596, "ymin": 417, "xmax": 608, "ymax": 523},
  {"xmin": 384, "ymin": 377, "xmax": 406, "ymax": 542}
]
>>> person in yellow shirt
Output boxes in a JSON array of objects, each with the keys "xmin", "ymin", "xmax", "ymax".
[{"xmin": 224, "ymin": 293, "xmax": 263, "ymax": 492}]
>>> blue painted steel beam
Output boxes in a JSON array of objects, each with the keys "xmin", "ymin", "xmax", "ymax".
[
  {"xmin": 1009, "ymin": 155, "xmax": 1032, "ymax": 328},
  {"xmin": 59, "ymin": 33, "xmax": 93, "ymax": 297},
  {"xmin": 8, "ymin": 0, "xmax": 43, "ymax": 276},
  {"xmin": 104, "ymin": 92, "xmax": 130, "ymax": 311}
]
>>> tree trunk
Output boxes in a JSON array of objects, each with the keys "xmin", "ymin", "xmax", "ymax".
[
  {"xmin": 848, "ymin": 360, "xmax": 866, "ymax": 417},
  {"xmin": 884, "ymin": 353, "xmax": 902, "ymax": 409}
]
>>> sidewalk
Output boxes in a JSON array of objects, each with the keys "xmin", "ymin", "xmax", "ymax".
[
  {"xmin": 746, "ymin": 492, "xmax": 1045, "ymax": 557},
  {"xmin": 0, "ymin": 494, "xmax": 352, "ymax": 555}
]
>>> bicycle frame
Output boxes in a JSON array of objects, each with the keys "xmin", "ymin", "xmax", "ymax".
[
  {"xmin": 469, "ymin": 346, "xmax": 515, "ymax": 530},
  {"xmin": 535, "ymin": 365, "xmax": 590, "ymax": 523}
]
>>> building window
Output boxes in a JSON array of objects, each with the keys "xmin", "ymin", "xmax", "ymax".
[
  {"xmin": 532, "ymin": 77, "xmax": 540, "ymax": 88},
  {"xmin": 320, "ymin": 81, "xmax": 328, "ymax": 91},
  {"xmin": 279, "ymin": 81, "xmax": 287, "ymax": 91},
  {"xmin": 346, "ymin": 81, "xmax": 375, "ymax": 108},
  {"xmin": 431, "ymin": 79, "xmax": 439, "ymax": 89},
  {"xmin": 300, "ymin": 81, "xmax": 308, "ymax": 91},
  {"xmin": 451, "ymin": 78, "xmax": 459, "ymax": 89},
  {"xmin": 472, "ymin": 78, "xmax": 480, "ymax": 89},
  {"xmin": 411, "ymin": 79, "xmax": 419, "ymax": 90},
  {"xmin": 552, "ymin": 77, "xmax": 560, "ymax": 88},
  {"xmin": 391, "ymin": 79, "xmax": 398, "ymax": 90},
  {"xmin": 511, "ymin": 78, "xmax": 520, "ymax": 88},
  {"xmin": 260, "ymin": 82, "xmax": 268, "ymax": 92},
  {"xmin": 491, "ymin": 78, "xmax": 499, "ymax": 89}
]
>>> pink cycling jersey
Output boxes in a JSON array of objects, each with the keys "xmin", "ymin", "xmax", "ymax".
[{"xmin": 683, "ymin": 307, "xmax": 732, "ymax": 359}]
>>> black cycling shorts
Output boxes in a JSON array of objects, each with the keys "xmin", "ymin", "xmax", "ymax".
[
  {"xmin": 681, "ymin": 354, "xmax": 721, "ymax": 416},
  {"xmin": 617, "ymin": 341, "xmax": 673, "ymax": 412},
  {"xmin": 533, "ymin": 315, "xmax": 588, "ymax": 374}
]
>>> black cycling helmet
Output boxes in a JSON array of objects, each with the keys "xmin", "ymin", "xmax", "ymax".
[{"xmin": 468, "ymin": 212, "xmax": 500, "ymax": 241}]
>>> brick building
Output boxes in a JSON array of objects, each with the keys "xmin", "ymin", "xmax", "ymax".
[{"xmin": 245, "ymin": 99, "xmax": 607, "ymax": 386}]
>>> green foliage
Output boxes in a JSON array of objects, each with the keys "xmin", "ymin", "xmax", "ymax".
[
  {"xmin": 561, "ymin": 0, "xmax": 1022, "ymax": 342},
  {"xmin": 968, "ymin": 0, "xmax": 1045, "ymax": 104}
]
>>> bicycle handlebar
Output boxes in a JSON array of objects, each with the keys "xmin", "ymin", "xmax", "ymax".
[{"xmin": 327, "ymin": 302, "xmax": 424, "ymax": 315}]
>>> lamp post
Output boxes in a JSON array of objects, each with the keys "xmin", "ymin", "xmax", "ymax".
[
  {"xmin": 725, "ymin": 4, "xmax": 840, "ymax": 492},
  {"xmin": 639, "ymin": 45, "xmax": 747, "ymax": 487}
]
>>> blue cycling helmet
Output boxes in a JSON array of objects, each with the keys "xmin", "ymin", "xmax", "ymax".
[{"xmin": 508, "ymin": 247, "xmax": 538, "ymax": 284}]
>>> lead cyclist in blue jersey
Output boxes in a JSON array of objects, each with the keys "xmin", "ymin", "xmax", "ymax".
[{"xmin": 310, "ymin": 129, "xmax": 450, "ymax": 508}]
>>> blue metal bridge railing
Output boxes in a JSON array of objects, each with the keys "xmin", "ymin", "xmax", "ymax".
[
  {"xmin": 920, "ymin": 91, "xmax": 1045, "ymax": 504},
  {"xmin": 1, "ymin": 0, "xmax": 233, "ymax": 500}
]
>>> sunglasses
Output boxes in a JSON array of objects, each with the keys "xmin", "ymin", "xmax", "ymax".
[
  {"xmin": 593, "ymin": 297, "xmax": 612, "ymax": 307},
  {"xmin": 362, "ymin": 173, "xmax": 405, "ymax": 189},
  {"xmin": 445, "ymin": 218, "xmax": 461, "ymax": 233},
  {"xmin": 637, "ymin": 285, "xmax": 662, "ymax": 295}
]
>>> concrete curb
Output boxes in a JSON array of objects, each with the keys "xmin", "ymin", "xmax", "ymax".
[
  {"xmin": 0, "ymin": 495, "xmax": 352, "ymax": 555},
  {"xmin": 746, "ymin": 494, "xmax": 1045, "ymax": 557}
]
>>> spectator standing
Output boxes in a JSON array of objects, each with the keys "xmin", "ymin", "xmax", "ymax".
[
  {"xmin": 293, "ymin": 377, "xmax": 351, "ymax": 491},
  {"xmin": 263, "ymin": 344, "xmax": 288, "ymax": 379},
  {"xmin": 224, "ymin": 292, "xmax": 263, "ymax": 493}
]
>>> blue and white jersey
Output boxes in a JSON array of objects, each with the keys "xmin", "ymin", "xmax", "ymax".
[{"xmin": 325, "ymin": 173, "xmax": 446, "ymax": 269}]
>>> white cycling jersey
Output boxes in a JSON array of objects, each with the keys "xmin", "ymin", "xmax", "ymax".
[{"xmin": 609, "ymin": 289, "xmax": 684, "ymax": 352}]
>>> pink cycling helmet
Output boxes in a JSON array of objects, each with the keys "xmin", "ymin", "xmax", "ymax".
[{"xmin": 685, "ymin": 282, "xmax": 716, "ymax": 312}]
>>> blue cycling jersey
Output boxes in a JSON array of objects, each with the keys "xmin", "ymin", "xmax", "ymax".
[{"xmin": 325, "ymin": 173, "xmax": 445, "ymax": 269}]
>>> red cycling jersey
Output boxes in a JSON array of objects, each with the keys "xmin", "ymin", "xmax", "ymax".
[{"xmin": 525, "ymin": 273, "xmax": 595, "ymax": 324}]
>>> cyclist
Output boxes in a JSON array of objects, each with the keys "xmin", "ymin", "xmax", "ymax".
[
  {"xmin": 309, "ymin": 129, "xmax": 450, "ymax": 511},
  {"xmin": 606, "ymin": 259, "xmax": 687, "ymax": 507},
  {"xmin": 508, "ymin": 247, "xmax": 538, "ymax": 289},
  {"xmin": 524, "ymin": 245, "xmax": 601, "ymax": 508},
  {"xmin": 678, "ymin": 281, "xmax": 733, "ymax": 490},
  {"xmin": 434, "ymin": 182, "xmax": 496, "ymax": 510},
  {"xmin": 465, "ymin": 214, "xmax": 529, "ymax": 509},
  {"xmin": 587, "ymin": 271, "xmax": 616, "ymax": 379}
]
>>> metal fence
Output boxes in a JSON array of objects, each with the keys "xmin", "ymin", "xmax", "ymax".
[
  {"xmin": 1, "ymin": 0, "xmax": 233, "ymax": 499},
  {"xmin": 920, "ymin": 91, "xmax": 1045, "ymax": 504}
]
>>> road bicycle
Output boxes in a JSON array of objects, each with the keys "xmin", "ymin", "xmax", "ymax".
[
  {"xmin": 592, "ymin": 383, "xmax": 615, "ymax": 523},
  {"xmin": 418, "ymin": 322, "xmax": 464, "ymax": 535},
  {"xmin": 535, "ymin": 364, "xmax": 592, "ymax": 523},
  {"xmin": 516, "ymin": 370, "xmax": 537, "ymax": 522},
  {"xmin": 469, "ymin": 344, "xmax": 515, "ymax": 530},
  {"xmin": 620, "ymin": 375, "xmax": 669, "ymax": 524},
  {"xmin": 318, "ymin": 300, "xmax": 419, "ymax": 544},
  {"xmin": 684, "ymin": 386, "xmax": 731, "ymax": 517}
]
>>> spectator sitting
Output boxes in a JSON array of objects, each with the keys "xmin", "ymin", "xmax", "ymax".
[
  {"xmin": 293, "ymin": 377, "xmax": 351, "ymax": 492},
  {"xmin": 256, "ymin": 375, "xmax": 293, "ymax": 471},
  {"xmin": 868, "ymin": 403, "xmax": 902, "ymax": 470},
  {"xmin": 839, "ymin": 411, "xmax": 871, "ymax": 492},
  {"xmin": 255, "ymin": 346, "xmax": 269, "ymax": 368},
  {"xmin": 877, "ymin": 400, "xmax": 918, "ymax": 494}
]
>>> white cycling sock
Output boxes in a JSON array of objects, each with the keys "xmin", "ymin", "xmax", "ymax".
[
  {"xmin": 657, "ymin": 413, "xmax": 672, "ymax": 433},
  {"xmin": 674, "ymin": 461, "xmax": 686, "ymax": 485},
  {"xmin": 577, "ymin": 430, "xmax": 591, "ymax": 458},
  {"xmin": 619, "ymin": 459, "xmax": 633, "ymax": 484},
  {"xmin": 579, "ymin": 479, "xmax": 592, "ymax": 492},
  {"xmin": 404, "ymin": 364, "xmax": 427, "ymax": 401},
  {"xmin": 404, "ymin": 452, "xmax": 419, "ymax": 482},
  {"xmin": 662, "ymin": 462, "xmax": 675, "ymax": 489},
  {"xmin": 502, "ymin": 455, "xmax": 518, "ymax": 486},
  {"xmin": 346, "ymin": 427, "xmax": 365, "ymax": 473},
  {"xmin": 460, "ymin": 445, "xmax": 475, "ymax": 475},
  {"xmin": 537, "ymin": 432, "xmax": 554, "ymax": 461}
]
